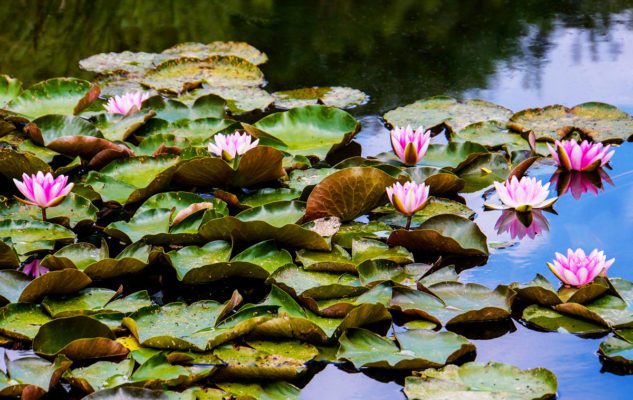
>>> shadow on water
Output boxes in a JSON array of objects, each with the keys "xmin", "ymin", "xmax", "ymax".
[{"xmin": 3, "ymin": 1, "xmax": 633, "ymax": 399}]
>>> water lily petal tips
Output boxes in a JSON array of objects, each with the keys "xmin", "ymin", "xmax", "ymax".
[
  {"xmin": 390, "ymin": 125, "xmax": 431, "ymax": 165},
  {"xmin": 21, "ymin": 259, "xmax": 48, "ymax": 278},
  {"xmin": 104, "ymin": 91, "xmax": 150, "ymax": 115},
  {"xmin": 208, "ymin": 131, "xmax": 259, "ymax": 161},
  {"xmin": 486, "ymin": 176, "xmax": 557, "ymax": 211},
  {"xmin": 386, "ymin": 181, "xmax": 430, "ymax": 217},
  {"xmin": 13, "ymin": 172, "xmax": 74, "ymax": 209},
  {"xmin": 547, "ymin": 139, "xmax": 614, "ymax": 171},
  {"xmin": 547, "ymin": 248, "xmax": 614, "ymax": 287}
]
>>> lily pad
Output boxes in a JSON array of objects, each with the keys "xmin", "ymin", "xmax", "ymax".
[
  {"xmin": 0, "ymin": 355, "xmax": 71, "ymax": 398},
  {"xmin": 177, "ymin": 85, "xmax": 274, "ymax": 114},
  {"xmin": 404, "ymin": 361, "xmax": 558, "ymax": 400},
  {"xmin": 253, "ymin": 105, "xmax": 360, "ymax": 158},
  {"xmin": 383, "ymin": 96, "xmax": 512, "ymax": 134},
  {"xmin": 0, "ymin": 219, "xmax": 75, "ymax": 255},
  {"xmin": 83, "ymin": 155, "xmax": 180, "ymax": 205},
  {"xmin": 239, "ymin": 188, "xmax": 302, "ymax": 208},
  {"xmin": 273, "ymin": 86, "xmax": 368, "ymax": 109},
  {"xmin": 332, "ymin": 221, "xmax": 392, "ymax": 248},
  {"xmin": 305, "ymin": 167, "xmax": 395, "ymax": 222},
  {"xmin": 173, "ymin": 146, "xmax": 286, "ymax": 188},
  {"xmin": 390, "ymin": 284, "xmax": 514, "ymax": 326},
  {"xmin": 0, "ymin": 147, "xmax": 52, "ymax": 180},
  {"xmin": 387, "ymin": 214, "xmax": 488, "ymax": 256},
  {"xmin": 0, "ymin": 193, "xmax": 97, "ymax": 228},
  {"xmin": 268, "ymin": 265, "xmax": 364, "ymax": 300},
  {"xmin": 0, "ymin": 303, "xmax": 52, "ymax": 340},
  {"xmin": 455, "ymin": 152, "xmax": 511, "ymax": 192},
  {"xmin": 337, "ymin": 328, "xmax": 475, "ymax": 370},
  {"xmin": 216, "ymin": 381, "xmax": 300, "ymax": 400},
  {"xmin": 79, "ymin": 51, "xmax": 157, "ymax": 74},
  {"xmin": 42, "ymin": 241, "xmax": 156, "ymax": 280},
  {"xmin": 522, "ymin": 304, "xmax": 609, "ymax": 334},
  {"xmin": 131, "ymin": 352, "xmax": 217, "ymax": 389},
  {"xmin": 91, "ymin": 110, "xmax": 156, "ymax": 142},
  {"xmin": 6, "ymin": 78, "xmax": 93, "ymax": 119},
  {"xmin": 213, "ymin": 340, "xmax": 318, "ymax": 380},
  {"xmin": 65, "ymin": 358, "xmax": 135, "ymax": 393},
  {"xmin": 308, "ymin": 282, "xmax": 393, "ymax": 317},
  {"xmin": 404, "ymin": 167, "xmax": 465, "ymax": 196},
  {"xmin": 198, "ymin": 201, "xmax": 332, "ymax": 251},
  {"xmin": 123, "ymin": 299, "xmax": 276, "ymax": 351},
  {"xmin": 599, "ymin": 330, "xmax": 633, "ymax": 365},
  {"xmin": 33, "ymin": 315, "xmax": 128, "ymax": 360},
  {"xmin": 0, "ymin": 74, "xmax": 22, "ymax": 106},
  {"xmin": 142, "ymin": 56, "xmax": 264, "ymax": 94},
  {"xmin": 42, "ymin": 288, "xmax": 152, "ymax": 318},
  {"xmin": 507, "ymin": 102, "xmax": 633, "ymax": 143},
  {"xmin": 512, "ymin": 274, "xmax": 609, "ymax": 307},
  {"xmin": 166, "ymin": 240, "xmax": 292, "ymax": 283},
  {"xmin": 142, "ymin": 95, "xmax": 226, "ymax": 121},
  {"xmin": 375, "ymin": 197, "xmax": 474, "ymax": 229},
  {"xmin": 160, "ymin": 41, "xmax": 268, "ymax": 65}
]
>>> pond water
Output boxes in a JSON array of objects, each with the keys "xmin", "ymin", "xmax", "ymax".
[{"xmin": 3, "ymin": 1, "xmax": 633, "ymax": 399}]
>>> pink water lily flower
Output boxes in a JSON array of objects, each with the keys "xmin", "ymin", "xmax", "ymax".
[
  {"xmin": 13, "ymin": 172, "xmax": 73, "ymax": 210},
  {"xmin": 547, "ymin": 248, "xmax": 614, "ymax": 287},
  {"xmin": 386, "ymin": 181, "xmax": 430, "ymax": 229},
  {"xmin": 547, "ymin": 140, "xmax": 614, "ymax": 172},
  {"xmin": 104, "ymin": 91, "xmax": 150, "ymax": 115},
  {"xmin": 550, "ymin": 169, "xmax": 613, "ymax": 200},
  {"xmin": 208, "ymin": 132, "xmax": 259, "ymax": 161},
  {"xmin": 495, "ymin": 209, "xmax": 549, "ymax": 240},
  {"xmin": 390, "ymin": 125, "xmax": 431, "ymax": 166},
  {"xmin": 21, "ymin": 259, "xmax": 48, "ymax": 278},
  {"xmin": 486, "ymin": 176, "xmax": 557, "ymax": 212}
]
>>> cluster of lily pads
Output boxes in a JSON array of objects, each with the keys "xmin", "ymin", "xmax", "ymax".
[{"xmin": 0, "ymin": 41, "xmax": 632, "ymax": 399}]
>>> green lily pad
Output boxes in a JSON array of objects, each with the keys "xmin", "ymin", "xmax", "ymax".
[
  {"xmin": 388, "ymin": 214, "xmax": 488, "ymax": 256},
  {"xmin": 0, "ymin": 220, "xmax": 75, "ymax": 255},
  {"xmin": 451, "ymin": 120, "xmax": 533, "ymax": 149},
  {"xmin": 337, "ymin": 328, "xmax": 475, "ymax": 370},
  {"xmin": 0, "ymin": 147, "xmax": 52, "ymax": 180},
  {"xmin": 83, "ymin": 387, "xmax": 170, "ymax": 399},
  {"xmin": 0, "ymin": 193, "xmax": 97, "ymax": 228},
  {"xmin": 138, "ymin": 117, "xmax": 237, "ymax": 145},
  {"xmin": 1, "ymin": 268, "xmax": 92, "ymax": 303},
  {"xmin": 0, "ymin": 242, "xmax": 19, "ymax": 268},
  {"xmin": 268, "ymin": 265, "xmax": 364, "ymax": 300},
  {"xmin": 383, "ymin": 96, "xmax": 512, "ymax": 134},
  {"xmin": 167, "ymin": 240, "xmax": 292, "ymax": 283},
  {"xmin": 42, "ymin": 241, "xmax": 156, "ymax": 280},
  {"xmin": 0, "ymin": 75, "xmax": 22, "ymax": 106},
  {"xmin": 304, "ymin": 167, "xmax": 395, "ymax": 222},
  {"xmin": 142, "ymin": 56, "xmax": 264, "ymax": 94},
  {"xmin": 131, "ymin": 352, "xmax": 217, "ymax": 389},
  {"xmin": 213, "ymin": 340, "xmax": 318, "ymax": 380},
  {"xmin": 198, "ymin": 201, "xmax": 332, "ymax": 251},
  {"xmin": 65, "ymin": 358, "xmax": 135, "ymax": 393},
  {"xmin": 273, "ymin": 86, "xmax": 368, "ymax": 109},
  {"xmin": 253, "ymin": 105, "xmax": 360, "ymax": 158},
  {"xmin": 33, "ymin": 315, "xmax": 128, "ymax": 360},
  {"xmin": 512, "ymin": 274, "xmax": 609, "ymax": 307},
  {"xmin": 160, "ymin": 41, "xmax": 268, "ymax": 65},
  {"xmin": 177, "ymin": 85, "xmax": 274, "ymax": 114},
  {"xmin": 143, "ymin": 95, "xmax": 226, "ymax": 121},
  {"xmin": 0, "ymin": 303, "xmax": 52, "ymax": 340},
  {"xmin": 296, "ymin": 239, "xmax": 412, "ymax": 273},
  {"xmin": 522, "ymin": 304, "xmax": 609, "ymax": 334},
  {"xmin": 308, "ymin": 282, "xmax": 393, "ymax": 317},
  {"xmin": 287, "ymin": 167, "xmax": 336, "ymax": 195},
  {"xmin": 42, "ymin": 288, "xmax": 152, "ymax": 318},
  {"xmin": 375, "ymin": 197, "xmax": 474, "ymax": 229},
  {"xmin": 216, "ymin": 381, "xmax": 300, "ymax": 400},
  {"xmin": 79, "ymin": 51, "xmax": 157, "ymax": 74},
  {"xmin": 239, "ymin": 188, "xmax": 302, "ymax": 208},
  {"xmin": 391, "ymin": 284, "xmax": 514, "ymax": 326},
  {"xmin": 455, "ymin": 152, "xmax": 511, "ymax": 192},
  {"xmin": 173, "ymin": 146, "xmax": 286, "ymax": 188},
  {"xmin": 123, "ymin": 299, "xmax": 276, "ymax": 351},
  {"xmin": 599, "ymin": 330, "xmax": 633, "ymax": 365},
  {"xmin": 404, "ymin": 167, "xmax": 465, "ymax": 196},
  {"xmin": 507, "ymin": 102, "xmax": 633, "ymax": 143},
  {"xmin": 6, "ymin": 78, "xmax": 93, "ymax": 119},
  {"xmin": 404, "ymin": 361, "xmax": 557, "ymax": 400},
  {"xmin": 254, "ymin": 285, "xmax": 391, "ymax": 343},
  {"xmin": 91, "ymin": 110, "xmax": 156, "ymax": 142},
  {"xmin": 332, "ymin": 221, "xmax": 392, "ymax": 248},
  {"xmin": 357, "ymin": 260, "xmax": 434, "ymax": 287},
  {"xmin": 84, "ymin": 155, "xmax": 180, "ymax": 205},
  {"xmin": 0, "ymin": 355, "xmax": 71, "ymax": 398}
]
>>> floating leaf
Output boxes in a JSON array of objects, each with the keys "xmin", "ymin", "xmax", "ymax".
[
  {"xmin": 404, "ymin": 167, "xmax": 465, "ymax": 196},
  {"xmin": 0, "ymin": 355, "xmax": 71, "ymax": 398},
  {"xmin": 375, "ymin": 197, "xmax": 474, "ymax": 229},
  {"xmin": 383, "ymin": 96, "xmax": 512, "ymax": 133},
  {"xmin": 305, "ymin": 167, "xmax": 395, "ymax": 222},
  {"xmin": 404, "ymin": 362, "xmax": 557, "ymax": 400},
  {"xmin": 332, "ymin": 221, "xmax": 392, "ymax": 248},
  {"xmin": 507, "ymin": 102, "xmax": 633, "ymax": 143},
  {"xmin": 268, "ymin": 265, "xmax": 364, "ymax": 300},
  {"xmin": 0, "ymin": 193, "xmax": 98, "ymax": 228},
  {"xmin": 388, "ymin": 215, "xmax": 488, "ymax": 256},
  {"xmin": 0, "ymin": 75, "xmax": 22, "ymax": 106},
  {"xmin": 253, "ymin": 105, "xmax": 360, "ymax": 158},
  {"xmin": 0, "ymin": 303, "xmax": 52, "ymax": 340},
  {"xmin": 161, "ymin": 41, "xmax": 268, "ymax": 65},
  {"xmin": 0, "ymin": 220, "xmax": 75, "ymax": 255},
  {"xmin": 79, "ymin": 51, "xmax": 157, "ymax": 74},
  {"xmin": 512, "ymin": 274, "xmax": 609, "ymax": 307},
  {"xmin": 273, "ymin": 86, "xmax": 368, "ymax": 109},
  {"xmin": 177, "ymin": 86, "xmax": 274, "ymax": 114},
  {"xmin": 522, "ymin": 304, "xmax": 609, "ymax": 334},
  {"xmin": 42, "ymin": 288, "xmax": 151, "ymax": 318},
  {"xmin": 337, "ymin": 328, "xmax": 475, "ymax": 370},
  {"xmin": 0, "ymin": 148, "xmax": 52, "ymax": 180},
  {"xmin": 6, "ymin": 78, "xmax": 93, "ymax": 119},
  {"xmin": 65, "ymin": 358, "xmax": 135, "ymax": 393}
]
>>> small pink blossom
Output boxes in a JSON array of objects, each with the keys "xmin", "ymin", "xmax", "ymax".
[
  {"xmin": 390, "ymin": 125, "xmax": 431, "ymax": 166},
  {"xmin": 13, "ymin": 172, "xmax": 74, "ymax": 209},
  {"xmin": 547, "ymin": 248, "xmax": 614, "ymax": 287},
  {"xmin": 104, "ymin": 91, "xmax": 150, "ymax": 115},
  {"xmin": 208, "ymin": 132, "xmax": 259, "ymax": 161},
  {"xmin": 495, "ymin": 209, "xmax": 549, "ymax": 240},
  {"xmin": 21, "ymin": 259, "xmax": 48, "ymax": 278},
  {"xmin": 386, "ymin": 181, "xmax": 430, "ymax": 217},
  {"xmin": 486, "ymin": 176, "xmax": 557, "ymax": 212},
  {"xmin": 547, "ymin": 140, "xmax": 614, "ymax": 172}
]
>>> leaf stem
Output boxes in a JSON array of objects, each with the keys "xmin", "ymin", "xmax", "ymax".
[
  {"xmin": 41, "ymin": 208, "xmax": 47, "ymax": 222},
  {"xmin": 405, "ymin": 215, "xmax": 412, "ymax": 230}
]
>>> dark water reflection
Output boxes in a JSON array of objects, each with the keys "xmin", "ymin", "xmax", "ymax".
[{"xmin": 4, "ymin": 1, "xmax": 633, "ymax": 399}]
